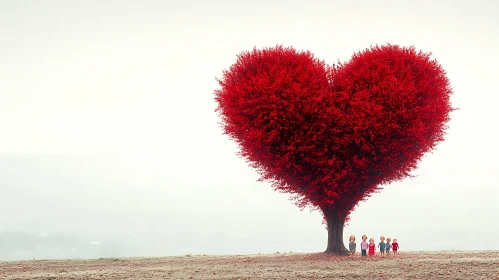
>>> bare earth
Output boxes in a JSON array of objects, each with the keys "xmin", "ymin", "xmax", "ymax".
[{"xmin": 1, "ymin": 251, "xmax": 499, "ymax": 280}]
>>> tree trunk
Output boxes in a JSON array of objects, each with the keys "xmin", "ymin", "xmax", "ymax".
[{"xmin": 322, "ymin": 207, "xmax": 349, "ymax": 255}]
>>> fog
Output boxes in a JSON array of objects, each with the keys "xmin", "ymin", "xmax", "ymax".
[{"xmin": 1, "ymin": 0, "xmax": 498, "ymax": 261}]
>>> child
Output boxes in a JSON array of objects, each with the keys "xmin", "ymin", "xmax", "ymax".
[
  {"xmin": 385, "ymin": 237, "xmax": 392, "ymax": 255},
  {"xmin": 378, "ymin": 236, "xmax": 386, "ymax": 256},
  {"xmin": 360, "ymin": 235, "xmax": 368, "ymax": 257},
  {"xmin": 392, "ymin": 239, "xmax": 399, "ymax": 255},
  {"xmin": 368, "ymin": 238, "xmax": 376, "ymax": 256},
  {"xmin": 348, "ymin": 235, "xmax": 356, "ymax": 256}
]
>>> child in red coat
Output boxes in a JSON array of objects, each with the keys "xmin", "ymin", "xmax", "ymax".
[
  {"xmin": 368, "ymin": 238, "xmax": 376, "ymax": 256},
  {"xmin": 392, "ymin": 239, "xmax": 399, "ymax": 255}
]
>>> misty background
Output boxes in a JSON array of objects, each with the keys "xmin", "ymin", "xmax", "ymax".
[{"xmin": 1, "ymin": 0, "xmax": 498, "ymax": 261}]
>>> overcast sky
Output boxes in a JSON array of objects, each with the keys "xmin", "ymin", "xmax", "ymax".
[{"xmin": 1, "ymin": 0, "xmax": 498, "ymax": 259}]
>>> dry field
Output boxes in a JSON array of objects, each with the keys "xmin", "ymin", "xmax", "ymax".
[{"xmin": 1, "ymin": 251, "xmax": 498, "ymax": 280}]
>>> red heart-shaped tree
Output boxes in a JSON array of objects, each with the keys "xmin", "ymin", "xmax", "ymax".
[{"xmin": 214, "ymin": 44, "xmax": 454, "ymax": 254}]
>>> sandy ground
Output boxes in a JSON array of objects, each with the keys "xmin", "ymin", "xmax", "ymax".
[{"xmin": 1, "ymin": 251, "xmax": 498, "ymax": 280}]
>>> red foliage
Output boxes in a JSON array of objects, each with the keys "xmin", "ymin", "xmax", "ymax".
[{"xmin": 215, "ymin": 44, "xmax": 454, "ymax": 218}]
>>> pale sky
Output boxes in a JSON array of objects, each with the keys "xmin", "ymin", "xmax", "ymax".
[{"xmin": 1, "ymin": 0, "xmax": 498, "ymax": 259}]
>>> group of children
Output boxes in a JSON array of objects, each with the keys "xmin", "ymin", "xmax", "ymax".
[{"xmin": 348, "ymin": 235, "xmax": 399, "ymax": 257}]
